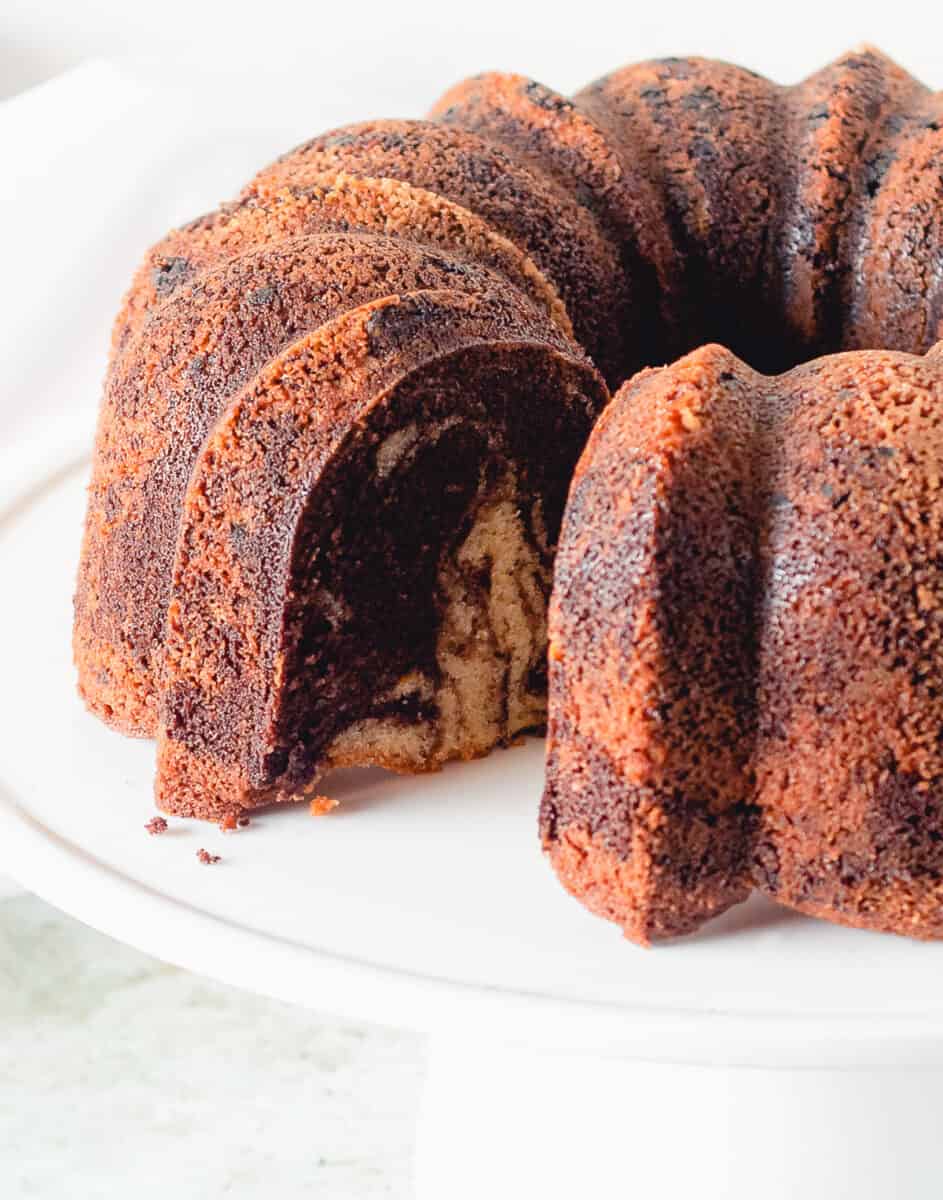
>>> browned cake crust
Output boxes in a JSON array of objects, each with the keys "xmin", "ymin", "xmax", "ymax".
[
  {"xmin": 575, "ymin": 58, "xmax": 787, "ymax": 369},
  {"xmin": 244, "ymin": 119, "xmax": 628, "ymax": 383},
  {"xmin": 542, "ymin": 342, "xmax": 943, "ymax": 942},
  {"xmin": 110, "ymin": 173, "xmax": 572, "ymax": 358},
  {"xmin": 573, "ymin": 47, "xmax": 943, "ymax": 368},
  {"xmin": 428, "ymin": 73, "xmax": 672, "ymax": 368},
  {"xmin": 541, "ymin": 348, "xmax": 762, "ymax": 942},
  {"xmin": 752, "ymin": 342, "xmax": 943, "ymax": 936},
  {"xmin": 776, "ymin": 48, "xmax": 927, "ymax": 353}
]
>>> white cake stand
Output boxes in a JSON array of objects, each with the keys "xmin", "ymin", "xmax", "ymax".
[{"xmin": 2, "ymin": 455, "xmax": 943, "ymax": 1199}]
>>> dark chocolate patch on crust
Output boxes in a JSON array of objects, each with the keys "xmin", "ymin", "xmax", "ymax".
[
  {"xmin": 151, "ymin": 256, "xmax": 191, "ymax": 296},
  {"xmin": 523, "ymin": 81, "xmax": 573, "ymax": 113},
  {"xmin": 366, "ymin": 294, "xmax": 439, "ymax": 355}
]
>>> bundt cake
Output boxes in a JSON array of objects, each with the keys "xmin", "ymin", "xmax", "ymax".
[
  {"xmin": 542, "ymin": 341, "xmax": 943, "ymax": 942},
  {"xmin": 74, "ymin": 46, "xmax": 943, "ymax": 824}
]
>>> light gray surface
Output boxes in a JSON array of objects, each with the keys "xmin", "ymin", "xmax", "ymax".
[{"xmin": 0, "ymin": 893, "xmax": 426, "ymax": 1197}]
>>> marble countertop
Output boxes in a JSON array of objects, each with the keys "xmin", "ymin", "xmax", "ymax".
[
  {"xmin": 1, "ymin": 880, "xmax": 426, "ymax": 1197},
  {"xmin": 0, "ymin": 877, "xmax": 22, "ymax": 901}
]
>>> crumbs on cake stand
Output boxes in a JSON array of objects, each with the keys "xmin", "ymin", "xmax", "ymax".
[{"xmin": 218, "ymin": 813, "xmax": 251, "ymax": 832}]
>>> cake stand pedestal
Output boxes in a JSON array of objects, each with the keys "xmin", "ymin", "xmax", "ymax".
[
  {"xmin": 3, "ymin": 459, "xmax": 943, "ymax": 1200},
  {"xmin": 416, "ymin": 1038, "xmax": 939, "ymax": 1199}
]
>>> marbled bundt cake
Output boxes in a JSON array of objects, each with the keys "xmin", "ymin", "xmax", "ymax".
[
  {"xmin": 542, "ymin": 342, "xmax": 943, "ymax": 941},
  {"xmin": 75, "ymin": 47, "xmax": 943, "ymax": 823}
]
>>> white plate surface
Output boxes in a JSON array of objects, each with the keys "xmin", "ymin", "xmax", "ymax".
[{"xmin": 3, "ymin": 458, "xmax": 943, "ymax": 1067}]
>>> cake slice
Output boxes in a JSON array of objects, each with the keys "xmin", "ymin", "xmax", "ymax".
[
  {"xmin": 155, "ymin": 288, "xmax": 605, "ymax": 818},
  {"xmin": 75, "ymin": 231, "xmax": 575, "ymax": 736}
]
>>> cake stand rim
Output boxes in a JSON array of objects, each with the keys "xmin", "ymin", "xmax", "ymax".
[{"xmin": 3, "ymin": 776, "xmax": 943, "ymax": 1069}]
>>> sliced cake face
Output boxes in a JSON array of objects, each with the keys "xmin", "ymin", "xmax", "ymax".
[
  {"xmin": 543, "ymin": 341, "xmax": 943, "ymax": 942},
  {"xmin": 155, "ymin": 291, "xmax": 605, "ymax": 819},
  {"xmin": 74, "ymin": 232, "xmax": 567, "ymax": 736},
  {"xmin": 244, "ymin": 119, "xmax": 628, "ymax": 384}
]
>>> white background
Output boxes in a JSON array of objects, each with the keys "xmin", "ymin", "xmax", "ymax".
[{"xmin": 4, "ymin": 0, "xmax": 941, "ymax": 103}]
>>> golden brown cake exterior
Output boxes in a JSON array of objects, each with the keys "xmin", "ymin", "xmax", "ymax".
[
  {"xmin": 542, "ymin": 342, "xmax": 943, "ymax": 942},
  {"xmin": 575, "ymin": 58, "xmax": 787, "ymax": 369},
  {"xmin": 110, "ymin": 173, "xmax": 572, "ymax": 358},
  {"xmin": 428, "ymin": 73, "xmax": 672, "ymax": 370},
  {"xmin": 776, "ymin": 47, "xmax": 926, "ymax": 353},
  {"xmin": 427, "ymin": 48, "xmax": 943, "ymax": 371},
  {"xmin": 245, "ymin": 120, "xmax": 628, "ymax": 384}
]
